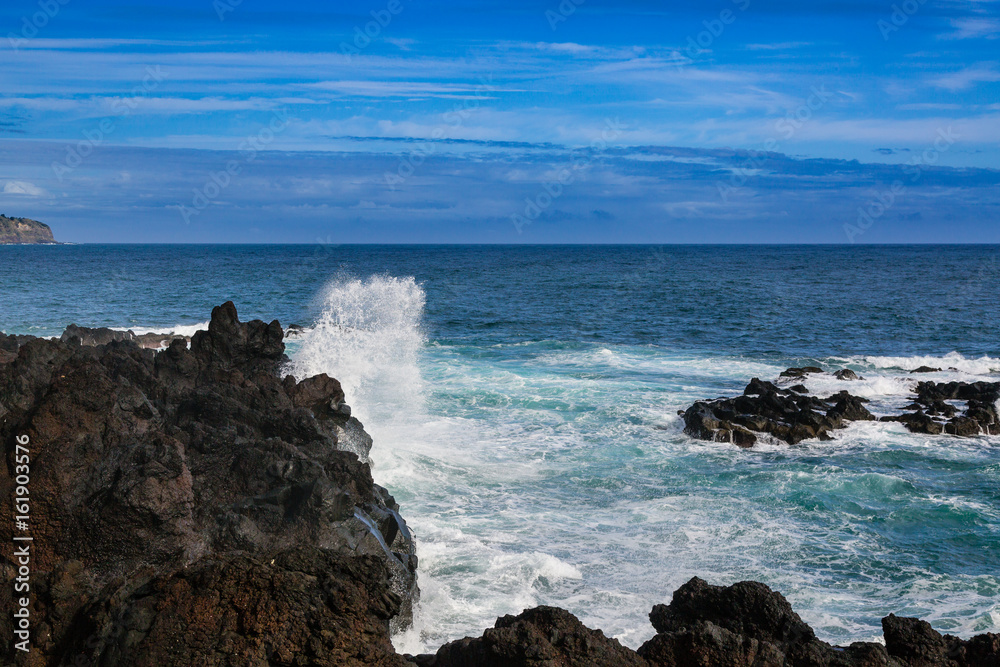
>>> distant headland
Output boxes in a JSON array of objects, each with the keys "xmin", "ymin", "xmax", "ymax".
[{"xmin": 0, "ymin": 214, "xmax": 58, "ymax": 244}]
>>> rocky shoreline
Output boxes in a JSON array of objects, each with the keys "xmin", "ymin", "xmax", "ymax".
[
  {"xmin": 2, "ymin": 306, "xmax": 998, "ymax": 665},
  {"xmin": 682, "ymin": 366, "xmax": 1000, "ymax": 447}
]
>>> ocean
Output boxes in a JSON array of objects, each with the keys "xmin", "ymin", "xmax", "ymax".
[{"xmin": 2, "ymin": 244, "xmax": 999, "ymax": 652}]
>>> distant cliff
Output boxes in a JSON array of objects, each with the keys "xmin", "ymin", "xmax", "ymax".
[{"xmin": 0, "ymin": 214, "xmax": 57, "ymax": 244}]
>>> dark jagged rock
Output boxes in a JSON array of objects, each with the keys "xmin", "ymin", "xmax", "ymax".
[
  {"xmin": 0, "ymin": 302, "xmax": 415, "ymax": 666},
  {"xmin": 834, "ymin": 369, "xmax": 864, "ymax": 381},
  {"xmin": 780, "ymin": 366, "xmax": 824, "ymax": 379},
  {"xmin": 880, "ymin": 411, "xmax": 945, "ymax": 435},
  {"xmin": 910, "ymin": 366, "xmax": 942, "ymax": 374},
  {"xmin": 60, "ymin": 323, "xmax": 136, "ymax": 346},
  {"xmin": 637, "ymin": 578, "xmax": 1000, "ymax": 667},
  {"xmin": 61, "ymin": 547, "xmax": 410, "ymax": 667},
  {"xmin": 682, "ymin": 379, "xmax": 874, "ymax": 446},
  {"xmin": 60, "ymin": 324, "xmax": 189, "ymax": 350},
  {"xmin": 880, "ymin": 380, "xmax": 1000, "ymax": 437},
  {"xmin": 685, "ymin": 372, "xmax": 1000, "ymax": 446},
  {"xmin": 883, "ymin": 614, "xmax": 1000, "ymax": 667},
  {"xmin": 134, "ymin": 332, "xmax": 189, "ymax": 349},
  {"xmin": 916, "ymin": 380, "xmax": 1000, "ymax": 404},
  {"xmin": 410, "ymin": 606, "xmax": 646, "ymax": 667}
]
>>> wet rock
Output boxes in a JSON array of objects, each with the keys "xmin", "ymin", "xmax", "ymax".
[
  {"xmin": 780, "ymin": 366, "xmax": 824, "ymax": 379},
  {"xmin": 890, "ymin": 381, "xmax": 1000, "ymax": 437},
  {"xmin": 945, "ymin": 417, "xmax": 982, "ymax": 437},
  {"xmin": 682, "ymin": 379, "xmax": 872, "ymax": 446},
  {"xmin": 0, "ymin": 302, "xmax": 416, "ymax": 666},
  {"xmin": 134, "ymin": 332, "xmax": 189, "ymax": 349},
  {"xmin": 60, "ymin": 323, "xmax": 136, "ymax": 346},
  {"xmin": 910, "ymin": 366, "xmax": 942, "ymax": 374},
  {"xmin": 834, "ymin": 369, "xmax": 864, "ymax": 381},
  {"xmin": 638, "ymin": 577, "xmax": 895, "ymax": 667},
  {"xmin": 62, "ymin": 548, "xmax": 410, "ymax": 667},
  {"xmin": 880, "ymin": 411, "xmax": 945, "ymax": 435},
  {"xmin": 411, "ymin": 606, "xmax": 646, "ymax": 667}
]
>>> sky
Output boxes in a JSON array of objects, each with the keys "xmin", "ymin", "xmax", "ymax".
[{"xmin": 0, "ymin": 0, "xmax": 998, "ymax": 243}]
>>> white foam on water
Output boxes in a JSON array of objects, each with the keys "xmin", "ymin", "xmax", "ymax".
[
  {"xmin": 111, "ymin": 321, "xmax": 210, "ymax": 337},
  {"xmin": 857, "ymin": 352, "xmax": 1000, "ymax": 376},
  {"xmin": 281, "ymin": 277, "xmax": 1000, "ymax": 655},
  {"xmin": 288, "ymin": 275, "xmax": 427, "ymax": 422}
]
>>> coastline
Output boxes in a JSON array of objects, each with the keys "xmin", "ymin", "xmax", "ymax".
[{"xmin": 3, "ymin": 304, "xmax": 998, "ymax": 665}]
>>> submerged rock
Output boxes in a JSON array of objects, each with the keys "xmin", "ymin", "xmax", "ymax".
[{"xmin": 0, "ymin": 302, "xmax": 416, "ymax": 666}]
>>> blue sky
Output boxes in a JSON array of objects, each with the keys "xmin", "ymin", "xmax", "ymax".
[{"xmin": 0, "ymin": 0, "xmax": 998, "ymax": 242}]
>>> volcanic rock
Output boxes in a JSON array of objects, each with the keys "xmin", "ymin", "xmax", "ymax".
[
  {"xmin": 411, "ymin": 606, "xmax": 646, "ymax": 667},
  {"xmin": 682, "ymin": 379, "xmax": 874, "ymax": 446},
  {"xmin": 0, "ymin": 302, "xmax": 416, "ymax": 666}
]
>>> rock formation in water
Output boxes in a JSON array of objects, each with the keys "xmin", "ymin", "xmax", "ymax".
[
  {"xmin": 3, "ymin": 313, "xmax": 998, "ymax": 666},
  {"xmin": 410, "ymin": 577, "xmax": 999, "ymax": 666},
  {"xmin": 683, "ymin": 367, "xmax": 1000, "ymax": 446},
  {"xmin": 0, "ymin": 215, "xmax": 57, "ymax": 244},
  {"xmin": 0, "ymin": 302, "xmax": 416, "ymax": 666},
  {"xmin": 682, "ymin": 375, "xmax": 875, "ymax": 446}
]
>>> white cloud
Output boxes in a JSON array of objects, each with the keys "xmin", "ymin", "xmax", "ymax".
[
  {"xmin": 929, "ymin": 64, "xmax": 1000, "ymax": 90},
  {"xmin": 3, "ymin": 180, "xmax": 47, "ymax": 196},
  {"xmin": 939, "ymin": 18, "xmax": 1000, "ymax": 40}
]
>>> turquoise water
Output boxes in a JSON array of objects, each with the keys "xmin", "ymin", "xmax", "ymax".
[{"xmin": 2, "ymin": 244, "xmax": 999, "ymax": 650}]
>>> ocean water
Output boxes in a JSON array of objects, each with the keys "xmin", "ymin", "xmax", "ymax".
[{"xmin": 2, "ymin": 244, "xmax": 999, "ymax": 651}]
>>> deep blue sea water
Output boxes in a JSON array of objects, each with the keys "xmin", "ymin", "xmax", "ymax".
[{"xmin": 2, "ymin": 244, "xmax": 999, "ymax": 651}]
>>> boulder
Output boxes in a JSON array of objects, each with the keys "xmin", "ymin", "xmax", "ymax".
[
  {"xmin": 60, "ymin": 323, "xmax": 136, "ymax": 346},
  {"xmin": 411, "ymin": 606, "xmax": 646, "ymax": 667}
]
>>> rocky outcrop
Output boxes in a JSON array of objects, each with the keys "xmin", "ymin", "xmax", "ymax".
[
  {"xmin": 411, "ymin": 606, "xmax": 646, "ymax": 667},
  {"xmin": 0, "ymin": 214, "xmax": 57, "ymax": 244},
  {"xmin": 882, "ymin": 614, "xmax": 1000, "ymax": 667},
  {"xmin": 682, "ymin": 377, "xmax": 874, "ymax": 446},
  {"xmin": 879, "ymin": 380, "xmax": 1000, "ymax": 436},
  {"xmin": 0, "ymin": 302, "xmax": 415, "ymax": 666},
  {"xmin": 412, "ymin": 578, "xmax": 999, "ymax": 667},
  {"xmin": 683, "ymin": 367, "xmax": 1000, "ymax": 446}
]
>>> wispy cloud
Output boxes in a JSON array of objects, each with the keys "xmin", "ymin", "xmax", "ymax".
[
  {"xmin": 939, "ymin": 18, "xmax": 1000, "ymax": 40},
  {"xmin": 928, "ymin": 63, "xmax": 1000, "ymax": 90}
]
